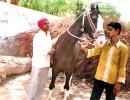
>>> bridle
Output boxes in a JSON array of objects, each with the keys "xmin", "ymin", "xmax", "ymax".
[
  {"xmin": 67, "ymin": 10, "xmax": 98, "ymax": 46},
  {"xmin": 82, "ymin": 10, "xmax": 96, "ymax": 33}
]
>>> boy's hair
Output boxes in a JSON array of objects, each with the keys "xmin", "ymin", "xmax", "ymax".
[{"xmin": 107, "ymin": 22, "xmax": 121, "ymax": 35}]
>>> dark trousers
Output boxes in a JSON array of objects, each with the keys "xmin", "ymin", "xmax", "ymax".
[{"xmin": 90, "ymin": 79, "xmax": 116, "ymax": 100}]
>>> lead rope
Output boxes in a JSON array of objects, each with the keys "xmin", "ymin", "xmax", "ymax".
[
  {"xmin": 67, "ymin": 30, "xmax": 94, "ymax": 46},
  {"xmin": 67, "ymin": 30, "xmax": 83, "ymax": 40}
]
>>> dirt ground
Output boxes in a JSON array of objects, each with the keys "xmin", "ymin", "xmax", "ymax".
[{"xmin": 0, "ymin": 73, "xmax": 130, "ymax": 100}]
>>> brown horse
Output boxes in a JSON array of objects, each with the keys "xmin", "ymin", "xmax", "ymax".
[{"xmin": 48, "ymin": 5, "xmax": 105, "ymax": 100}]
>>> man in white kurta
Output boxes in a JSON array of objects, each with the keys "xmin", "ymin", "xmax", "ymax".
[{"xmin": 28, "ymin": 18, "xmax": 53, "ymax": 100}]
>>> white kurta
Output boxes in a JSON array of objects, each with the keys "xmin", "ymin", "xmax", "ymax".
[
  {"xmin": 32, "ymin": 30, "xmax": 52, "ymax": 68},
  {"xmin": 28, "ymin": 30, "xmax": 53, "ymax": 100}
]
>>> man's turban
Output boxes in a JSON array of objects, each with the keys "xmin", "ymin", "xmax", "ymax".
[{"xmin": 37, "ymin": 18, "xmax": 48, "ymax": 28}]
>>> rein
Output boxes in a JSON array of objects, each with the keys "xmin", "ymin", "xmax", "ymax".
[
  {"xmin": 67, "ymin": 30, "xmax": 95, "ymax": 46},
  {"xmin": 67, "ymin": 30, "xmax": 83, "ymax": 41}
]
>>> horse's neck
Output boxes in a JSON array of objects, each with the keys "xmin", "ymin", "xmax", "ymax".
[
  {"xmin": 56, "ymin": 15, "xmax": 83, "ymax": 47},
  {"xmin": 67, "ymin": 21, "xmax": 83, "ymax": 44},
  {"xmin": 66, "ymin": 31, "xmax": 81, "ymax": 46}
]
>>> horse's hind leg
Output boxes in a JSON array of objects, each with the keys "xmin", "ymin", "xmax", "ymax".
[
  {"xmin": 63, "ymin": 72, "xmax": 72, "ymax": 100},
  {"xmin": 48, "ymin": 67, "xmax": 60, "ymax": 99}
]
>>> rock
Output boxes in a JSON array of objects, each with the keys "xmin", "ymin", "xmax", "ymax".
[
  {"xmin": 0, "ymin": 31, "xmax": 35, "ymax": 57},
  {"xmin": 0, "ymin": 56, "xmax": 31, "ymax": 83}
]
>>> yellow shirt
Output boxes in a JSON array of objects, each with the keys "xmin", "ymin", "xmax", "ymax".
[{"xmin": 87, "ymin": 40, "xmax": 128, "ymax": 84}]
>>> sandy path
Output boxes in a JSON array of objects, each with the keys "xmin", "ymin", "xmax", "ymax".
[{"xmin": 0, "ymin": 73, "xmax": 130, "ymax": 100}]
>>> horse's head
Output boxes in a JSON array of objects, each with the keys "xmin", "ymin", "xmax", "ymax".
[
  {"xmin": 83, "ymin": 6, "xmax": 101, "ymax": 38},
  {"xmin": 82, "ymin": 8, "xmax": 106, "ymax": 47},
  {"xmin": 68, "ymin": 4, "xmax": 101, "ymax": 39},
  {"xmin": 79, "ymin": 4, "xmax": 106, "ymax": 46},
  {"xmin": 63, "ymin": 4, "xmax": 106, "ymax": 47}
]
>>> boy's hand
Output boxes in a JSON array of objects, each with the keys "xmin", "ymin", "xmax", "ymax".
[{"xmin": 113, "ymin": 82, "xmax": 122, "ymax": 94}]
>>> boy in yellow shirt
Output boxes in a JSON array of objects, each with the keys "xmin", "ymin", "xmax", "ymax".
[{"xmin": 81, "ymin": 22, "xmax": 128, "ymax": 100}]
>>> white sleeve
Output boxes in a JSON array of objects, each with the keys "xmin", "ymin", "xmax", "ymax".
[
  {"xmin": 96, "ymin": 15, "xmax": 104, "ymax": 31},
  {"xmin": 51, "ymin": 37, "xmax": 59, "ymax": 46}
]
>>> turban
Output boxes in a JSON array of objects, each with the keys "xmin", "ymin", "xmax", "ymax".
[{"xmin": 37, "ymin": 18, "xmax": 48, "ymax": 28}]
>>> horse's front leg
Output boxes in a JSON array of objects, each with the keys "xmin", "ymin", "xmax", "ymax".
[
  {"xmin": 63, "ymin": 72, "xmax": 73, "ymax": 100},
  {"xmin": 48, "ymin": 67, "xmax": 60, "ymax": 100}
]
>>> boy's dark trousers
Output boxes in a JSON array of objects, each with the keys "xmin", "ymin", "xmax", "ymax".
[{"xmin": 90, "ymin": 79, "xmax": 116, "ymax": 100}]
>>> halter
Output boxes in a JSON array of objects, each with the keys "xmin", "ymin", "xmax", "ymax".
[
  {"xmin": 82, "ymin": 10, "xmax": 96, "ymax": 33},
  {"xmin": 67, "ymin": 10, "xmax": 97, "ymax": 46},
  {"xmin": 68, "ymin": 10, "xmax": 97, "ymax": 38}
]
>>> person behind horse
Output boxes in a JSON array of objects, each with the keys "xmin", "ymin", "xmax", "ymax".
[
  {"xmin": 28, "ymin": 18, "xmax": 54, "ymax": 100},
  {"xmin": 80, "ymin": 22, "xmax": 128, "ymax": 100}
]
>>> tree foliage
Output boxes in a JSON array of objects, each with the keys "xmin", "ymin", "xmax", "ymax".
[
  {"xmin": 99, "ymin": 3, "xmax": 121, "ymax": 19},
  {"xmin": 19, "ymin": 0, "xmax": 121, "ymax": 19},
  {"xmin": 19, "ymin": 0, "xmax": 87, "ymax": 16}
]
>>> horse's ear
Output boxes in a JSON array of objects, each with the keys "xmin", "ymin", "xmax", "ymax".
[
  {"xmin": 96, "ymin": 5, "xmax": 99, "ymax": 10},
  {"xmin": 96, "ymin": 4, "xmax": 101, "ymax": 14}
]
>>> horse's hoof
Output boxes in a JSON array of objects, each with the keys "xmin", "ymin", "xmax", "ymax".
[
  {"xmin": 47, "ymin": 89, "xmax": 53, "ymax": 100},
  {"xmin": 63, "ymin": 89, "xmax": 69, "ymax": 100}
]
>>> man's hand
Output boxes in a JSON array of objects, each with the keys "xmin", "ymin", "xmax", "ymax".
[
  {"xmin": 113, "ymin": 82, "xmax": 122, "ymax": 94},
  {"xmin": 48, "ymin": 49, "xmax": 55, "ymax": 56}
]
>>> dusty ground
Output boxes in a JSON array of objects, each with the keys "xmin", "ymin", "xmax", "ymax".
[{"xmin": 0, "ymin": 73, "xmax": 130, "ymax": 100}]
